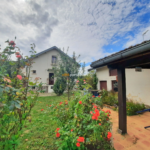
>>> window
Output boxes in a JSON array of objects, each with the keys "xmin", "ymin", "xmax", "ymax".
[
  {"xmin": 112, "ymin": 80, "xmax": 118, "ymax": 92},
  {"xmin": 109, "ymin": 69, "xmax": 117, "ymax": 76},
  {"xmin": 52, "ymin": 56, "xmax": 57, "ymax": 64},
  {"xmin": 49, "ymin": 73, "xmax": 54, "ymax": 85},
  {"xmin": 32, "ymin": 86, "xmax": 35, "ymax": 89},
  {"xmin": 32, "ymin": 70, "xmax": 36, "ymax": 74}
]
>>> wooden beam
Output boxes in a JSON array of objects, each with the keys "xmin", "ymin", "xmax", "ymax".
[{"xmin": 117, "ymin": 67, "xmax": 127, "ymax": 134}]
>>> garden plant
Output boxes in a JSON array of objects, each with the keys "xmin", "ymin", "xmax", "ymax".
[
  {"xmin": 0, "ymin": 39, "xmax": 43, "ymax": 150},
  {"xmin": 49, "ymin": 81, "xmax": 115, "ymax": 150}
]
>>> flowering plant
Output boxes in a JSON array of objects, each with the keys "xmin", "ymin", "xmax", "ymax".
[
  {"xmin": 50, "ymin": 84, "xmax": 114, "ymax": 149},
  {"xmin": 0, "ymin": 39, "xmax": 43, "ymax": 149}
]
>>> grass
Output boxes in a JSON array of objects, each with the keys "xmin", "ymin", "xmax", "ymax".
[{"xmin": 16, "ymin": 94, "xmax": 68, "ymax": 150}]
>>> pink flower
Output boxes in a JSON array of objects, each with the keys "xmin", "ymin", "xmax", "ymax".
[
  {"xmin": 83, "ymin": 80, "xmax": 85, "ymax": 81},
  {"xmin": 17, "ymin": 75, "xmax": 22, "ymax": 80},
  {"xmin": 15, "ymin": 52, "xmax": 20, "ymax": 55},
  {"xmin": 16, "ymin": 55, "xmax": 21, "ymax": 58},
  {"xmin": 9, "ymin": 41, "xmax": 16, "ymax": 46},
  {"xmin": 76, "ymin": 80, "xmax": 79, "ymax": 83},
  {"xmin": 84, "ymin": 82, "xmax": 86, "ymax": 84}
]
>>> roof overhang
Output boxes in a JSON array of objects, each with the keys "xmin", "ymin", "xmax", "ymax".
[{"xmin": 89, "ymin": 40, "xmax": 150, "ymax": 71}]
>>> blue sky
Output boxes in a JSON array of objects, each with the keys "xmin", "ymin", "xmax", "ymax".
[{"xmin": 0, "ymin": 0, "xmax": 150, "ymax": 73}]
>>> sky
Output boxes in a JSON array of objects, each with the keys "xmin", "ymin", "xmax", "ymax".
[{"xmin": 0, "ymin": 0, "xmax": 150, "ymax": 74}]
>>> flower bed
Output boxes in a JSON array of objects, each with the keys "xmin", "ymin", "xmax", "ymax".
[{"xmin": 49, "ymin": 89, "xmax": 115, "ymax": 150}]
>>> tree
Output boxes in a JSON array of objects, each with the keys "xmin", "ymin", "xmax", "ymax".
[
  {"xmin": 53, "ymin": 48, "xmax": 84, "ymax": 100},
  {"xmin": 84, "ymin": 70, "xmax": 98, "ymax": 90}
]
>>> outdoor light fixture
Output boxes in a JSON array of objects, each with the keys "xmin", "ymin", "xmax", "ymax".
[{"xmin": 135, "ymin": 67, "xmax": 142, "ymax": 72}]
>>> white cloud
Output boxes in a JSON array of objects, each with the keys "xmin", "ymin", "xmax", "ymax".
[
  {"xmin": 124, "ymin": 26, "xmax": 150, "ymax": 48},
  {"xmin": 0, "ymin": 0, "xmax": 150, "ymax": 72}
]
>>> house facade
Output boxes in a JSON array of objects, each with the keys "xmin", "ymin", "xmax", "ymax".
[
  {"xmin": 22, "ymin": 46, "xmax": 71, "ymax": 93},
  {"xmin": 96, "ymin": 66, "xmax": 150, "ymax": 106}
]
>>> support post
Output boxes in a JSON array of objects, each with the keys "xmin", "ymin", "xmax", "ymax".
[{"xmin": 117, "ymin": 67, "xmax": 127, "ymax": 134}]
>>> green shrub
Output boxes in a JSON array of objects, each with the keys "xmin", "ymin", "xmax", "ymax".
[
  {"xmin": 101, "ymin": 90, "xmax": 118, "ymax": 106},
  {"xmin": 126, "ymin": 100, "xmax": 146, "ymax": 116},
  {"xmin": 53, "ymin": 78, "xmax": 67, "ymax": 96},
  {"xmin": 49, "ymin": 85, "xmax": 115, "ymax": 150}
]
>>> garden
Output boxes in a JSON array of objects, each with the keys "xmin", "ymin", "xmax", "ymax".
[{"xmin": 0, "ymin": 39, "xmax": 114, "ymax": 150}]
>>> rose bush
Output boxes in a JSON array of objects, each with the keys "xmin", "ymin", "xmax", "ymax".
[
  {"xmin": 49, "ymin": 83, "xmax": 115, "ymax": 150},
  {"xmin": 0, "ymin": 39, "xmax": 43, "ymax": 150}
]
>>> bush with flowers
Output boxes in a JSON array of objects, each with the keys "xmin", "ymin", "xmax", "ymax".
[
  {"xmin": 0, "ymin": 39, "xmax": 43, "ymax": 149},
  {"xmin": 49, "ymin": 82, "xmax": 115, "ymax": 150}
]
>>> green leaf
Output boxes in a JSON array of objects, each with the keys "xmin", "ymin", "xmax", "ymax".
[{"xmin": 0, "ymin": 87, "xmax": 3, "ymax": 96}]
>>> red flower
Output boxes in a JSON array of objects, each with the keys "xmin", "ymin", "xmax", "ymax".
[
  {"xmin": 92, "ymin": 103, "xmax": 94, "ymax": 105},
  {"xmin": 90, "ymin": 111, "xmax": 93, "ymax": 114},
  {"xmin": 17, "ymin": 75, "xmax": 22, "ymax": 80},
  {"xmin": 77, "ymin": 137, "xmax": 84, "ymax": 142},
  {"xmin": 106, "ymin": 118, "xmax": 109, "ymax": 121},
  {"xmin": 107, "ymin": 114, "xmax": 109, "ymax": 117},
  {"xmin": 41, "ymin": 109, "xmax": 44, "ymax": 111},
  {"xmin": 59, "ymin": 102, "xmax": 63, "ymax": 105},
  {"xmin": 106, "ymin": 110, "xmax": 111, "ymax": 114},
  {"xmin": 76, "ymin": 142, "xmax": 80, "ymax": 147},
  {"xmin": 98, "ymin": 95, "xmax": 101, "ymax": 97},
  {"xmin": 49, "ymin": 105, "xmax": 51, "ymax": 107},
  {"xmin": 92, "ymin": 95, "xmax": 95, "ymax": 98},
  {"xmin": 107, "ymin": 132, "xmax": 112, "ymax": 139},
  {"xmin": 56, "ymin": 128, "xmax": 60, "ymax": 131},
  {"xmin": 92, "ymin": 109, "xmax": 100, "ymax": 120},
  {"xmin": 99, "ymin": 123, "xmax": 101, "ymax": 125},
  {"xmin": 94, "ymin": 105, "xmax": 97, "ymax": 109},
  {"xmin": 79, "ymin": 101, "xmax": 82, "ymax": 104},
  {"xmin": 65, "ymin": 102, "xmax": 68, "ymax": 105},
  {"xmin": 56, "ymin": 132, "xmax": 60, "ymax": 138},
  {"xmin": 71, "ymin": 129, "xmax": 73, "ymax": 132}
]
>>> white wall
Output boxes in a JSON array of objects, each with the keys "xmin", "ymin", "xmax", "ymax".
[
  {"xmin": 22, "ymin": 49, "xmax": 61, "ymax": 93},
  {"xmin": 126, "ymin": 68, "xmax": 150, "ymax": 106},
  {"xmin": 96, "ymin": 66, "xmax": 150, "ymax": 106},
  {"xmin": 96, "ymin": 66, "xmax": 116, "ymax": 91}
]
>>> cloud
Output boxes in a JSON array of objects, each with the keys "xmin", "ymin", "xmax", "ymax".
[{"xmin": 0, "ymin": 0, "xmax": 150, "ymax": 71}]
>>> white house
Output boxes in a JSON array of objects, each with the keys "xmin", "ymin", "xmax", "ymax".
[
  {"xmin": 89, "ymin": 41, "xmax": 150, "ymax": 106},
  {"xmin": 96, "ymin": 66, "xmax": 150, "ymax": 106},
  {"xmin": 22, "ymin": 46, "xmax": 74, "ymax": 93}
]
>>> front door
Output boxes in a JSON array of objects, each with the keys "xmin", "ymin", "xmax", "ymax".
[
  {"xmin": 49, "ymin": 73, "xmax": 54, "ymax": 85},
  {"xmin": 100, "ymin": 81, "xmax": 107, "ymax": 90}
]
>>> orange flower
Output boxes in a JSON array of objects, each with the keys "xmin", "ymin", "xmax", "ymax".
[
  {"xmin": 41, "ymin": 109, "xmax": 44, "ymax": 111},
  {"xmin": 49, "ymin": 105, "xmax": 51, "ymax": 107},
  {"xmin": 71, "ymin": 129, "xmax": 73, "ymax": 132},
  {"xmin": 99, "ymin": 123, "xmax": 101, "ymax": 125}
]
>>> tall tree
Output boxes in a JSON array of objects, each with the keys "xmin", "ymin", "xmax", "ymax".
[{"xmin": 53, "ymin": 48, "xmax": 84, "ymax": 100}]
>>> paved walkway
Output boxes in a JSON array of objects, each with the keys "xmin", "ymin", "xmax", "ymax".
[{"xmin": 103, "ymin": 107, "xmax": 150, "ymax": 150}]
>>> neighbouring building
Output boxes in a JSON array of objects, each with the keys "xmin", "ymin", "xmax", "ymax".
[
  {"xmin": 96, "ymin": 66, "xmax": 150, "ymax": 106},
  {"xmin": 22, "ymin": 46, "xmax": 75, "ymax": 93},
  {"xmin": 89, "ymin": 41, "xmax": 150, "ymax": 106}
]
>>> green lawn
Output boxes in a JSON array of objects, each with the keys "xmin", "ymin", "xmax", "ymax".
[{"xmin": 17, "ymin": 94, "xmax": 68, "ymax": 150}]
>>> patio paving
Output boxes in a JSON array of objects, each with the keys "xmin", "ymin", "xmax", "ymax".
[{"xmin": 103, "ymin": 107, "xmax": 150, "ymax": 150}]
